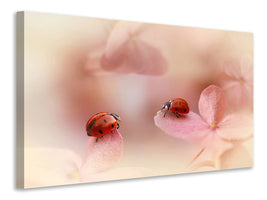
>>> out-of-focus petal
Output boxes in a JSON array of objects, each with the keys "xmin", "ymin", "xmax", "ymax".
[
  {"xmin": 217, "ymin": 114, "xmax": 253, "ymax": 142},
  {"xmin": 240, "ymin": 56, "xmax": 253, "ymax": 83},
  {"xmin": 198, "ymin": 129, "xmax": 233, "ymax": 151},
  {"xmin": 101, "ymin": 22, "xmax": 168, "ymax": 75},
  {"xmin": 223, "ymin": 56, "xmax": 253, "ymax": 83},
  {"xmin": 190, "ymin": 160, "xmax": 216, "ymax": 172},
  {"xmin": 154, "ymin": 110, "xmax": 208, "ymax": 143},
  {"xmin": 223, "ymin": 58, "xmax": 242, "ymax": 79},
  {"xmin": 101, "ymin": 39, "xmax": 168, "ymax": 75},
  {"xmin": 84, "ymin": 46, "xmax": 105, "ymax": 73},
  {"xmin": 222, "ymin": 81, "xmax": 253, "ymax": 112},
  {"xmin": 80, "ymin": 129, "xmax": 123, "ymax": 177},
  {"xmin": 24, "ymin": 147, "xmax": 82, "ymax": 188},
  {"xmin": 82, "ymin": 167, "xmax": 155, "ymax": 183},
  {"xmin": 220, "ymin": 56, "xmax": 253, "ymax": 111},
  {"xmin": 220, "ymin": 145, "xmax": 253, "ymax": 169},
  {"xmin": 104, "ymin": 21, "xmax": 145, "ymax": 58},
  {"xmin": 199, "ymin": 85, "xmax": 225, "ymax": 125}
]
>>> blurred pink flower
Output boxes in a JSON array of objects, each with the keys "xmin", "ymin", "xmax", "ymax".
[
  {"xmin": 100, "ymin": 21, "xmax": 168, "ymax": 75},
  {"xmin": 154, "ymin": 85, "xmax": 253, "ymax": 151},
  {"xmin": 25, "ymin": 129, "xmax": 132, "ymax": 188},
  {"xmin": 219, "ymin": 143, "xmax": 253, "ymax": 169},
  {"xmin": 25, "ymin": 129, "xmax": 155, "ymax": 188},
  {"xmin": 219, "ymin": 56, "xmax": 253, "ymax": 111}
]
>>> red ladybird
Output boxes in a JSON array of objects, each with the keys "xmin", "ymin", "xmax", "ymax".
[
  {"xmin": 86, "ymin": 112, "xmax": 120, "ymax": 141},
  {"xmin": 161, "ymin": 98, "xmax": 190, "ymax": 117}
]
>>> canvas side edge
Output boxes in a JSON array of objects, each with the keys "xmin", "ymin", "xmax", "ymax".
[{"xmin": 16, "ymin": 11, "xmax": 25, "ymax": 189}]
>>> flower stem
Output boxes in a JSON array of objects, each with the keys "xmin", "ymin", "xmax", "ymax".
[{"xmin": 187, "ymin": 147, "xmax": 206, "ymax": 168}]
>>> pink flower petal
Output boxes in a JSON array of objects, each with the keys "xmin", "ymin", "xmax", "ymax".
[
  {"xmin": 101, "ymin": 22, "xmax": 168, "ymax": 75},
  {"xmin": 197, "ymin": 129, "xmax": 233, "ymax": 151},
  {"xmin": 220, "ymin": 56, "xmax": 253, "ymax": 111},
  {"xmin": 190, "ymin": 160, "xmax": 216, "ymax": 172},
  {"xmin": 217, "ymin": 114, "xmax": 253, "ymax": 142},
  {"xmin": 240, "ymin": 56, "xmax": 253, "ymax": 83},
  {"xmin": 223, "ymin": 56, "xmax": 253, "ymax": 83},
  {"xmin": 220, "ymin": 145, "xmax": 253, "ymax": 169},
  {"xmin": 84, "ymin": 46, "xmax": 105, "ymax": 73},
  {"xmin": 103, "ymin": 21, "xmax": 144, "ymax": 58},
  {"xmin": 154, "ymin": 110, "xmax": 232, "ymax": 151},
  {"xmin": 199, "ymin": 85, "xmax": 225, "ymax": 125},
  {"xmin": 223, "ymin": 58, "xmax": 242, "ymax": 80},
  {"xmin": 25, "ymin": 147, "xmax": 82, "ymax": 188},
  {"xmin": 80, "ymin": 129, "xmax": 123, "ymax": 176},
  {"xmin": 154, "ymin": 110, "xmax": 208, "ymax": 143}
]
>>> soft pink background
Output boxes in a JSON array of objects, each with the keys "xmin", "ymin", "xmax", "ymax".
[{"xmin": 23, "ymin": 12, "xmax": 253, "ymax": 187}]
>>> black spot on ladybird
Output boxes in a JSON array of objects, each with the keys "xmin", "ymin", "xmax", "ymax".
[
  {"xmin": 184, "ymin": 108, "xmax": 187, "ymax": 112},
  {"xmin": 179, "ymin": 102, "xmax": 181, "ymax": 105},
  {"xmin": 104, "ymin": 119, "xmax": 107, "ymax": 123},
  {"xmin": 99, "ymin": 130, "xmax": 103, "ymax": 134},
  {"xmin": 112, "ymin": 124, "xmax": 114, "ymax": 128},
  {"xmin": 175, "ymin": 108, "xmax": 178, "ymax": 111}
]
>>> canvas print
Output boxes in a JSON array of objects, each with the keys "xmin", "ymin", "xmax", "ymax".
[{"xmin": 16, "ymin": 12, "xmax": 253, "ymax": 188}]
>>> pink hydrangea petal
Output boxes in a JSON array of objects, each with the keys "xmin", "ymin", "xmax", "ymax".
[
  {"xmin": 197, "ymin": 129, "xmax": 233, "ymax": 151},
  {"xmin": 217, "ymin": 114, "xmax": 253, "ymax": 142},
  {"xmin": 221, "ymin": 79, "xmax": 239, "ymax": 91},
  {"xmin": 84, "ymin": 54, "xmax": 101, "ymax": 73},
  {"xmin": 199, "ymin": 85, "xmax": 225, "ymax": 125},
  {"xmin": 104, "ymin": 21, "xmax": 145, "ymax": 58},
  {"xmin": 80, "ymin": 129, "xmax": 123, "ymax": 176},
  {"xmin": 154, "ymin": 110, "xmax": 208, "ymax": 143},
  {"xmin": 223, "ymin": 58, "xmax": 242, "ymax": 79},
  {"xmin": 84, "ymin": 45, "xmax": 105, "ymax": 73},
  {"xmin": 154, "ymin": 110, "xmax": 232, "ymax": 151},
  {"xmin": 101, "ymin": 39, "xmax": 168, "ymax": 75},
  {"xmin": 101, "ymin": 22, "xmax": 168, "ymax": 75},
  {"xmin": 240, "ymin": 56, "xmax": 253, "ymax": 83},
  {"xmin": 220, "ymin": 56, "xmax": 253, "ymax": 111},
  {"xmin": 82, "ymin": 167, "xmax": 155, "ymax": 183},
  {"xmin": 190, "ymin": 160, "xmax": 216, "ymax": 172},
  {"xmin": 226, "ymin": 84, "xmax": 253, "ymax": 111},
  {"xmin": 25, "ymin": 147, "xmax": 82, "ymax": 188},
  {"xmin": 220, "ymin": 145, "xmax": 253, "ymax": 169}
]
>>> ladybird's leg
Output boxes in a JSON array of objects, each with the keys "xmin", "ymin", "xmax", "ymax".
[
  {"xmin": 96, "ymin": 136, "xmax": 104, "ymax": 142},
  {"xmin": 163, "ymin": 109, "xmax": 169, "ymax": 117},
  {"xmin": 174, "ymin": 112, "xmax": 181, "ymax": 118},
  {"xmin": 116, "ymin": 122, "xmax": 120, "ymax": 129}
]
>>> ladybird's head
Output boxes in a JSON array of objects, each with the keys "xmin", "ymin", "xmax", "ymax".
[
  {"xmin": 108, "ymin": 113, "xmax": 121, "ymax": 121},
  {"xmin": 86, "ymin": 120, "xmax": 96, "ymax": 136},
  {"xmin": 161, "ymin": 100, "xmax": 173, "ymax": 110}
]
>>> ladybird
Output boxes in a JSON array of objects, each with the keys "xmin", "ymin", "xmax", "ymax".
[
  {"xmin": 86, "ymin": 112, "xmax": 120, "ymax": 141},
  {"xmin": 161, "ymin": 98, "xmax": 190, "ymax": 117}
]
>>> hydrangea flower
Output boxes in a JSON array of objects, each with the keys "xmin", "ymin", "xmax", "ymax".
[
  {"xmin": 100, "ymin": 21, "xmax": 168, "ymax": 75},
  {"xmin": 154, "ymin": 85, "xmax": 253, "ymax": 153},
  {"xmin": 25, "ymin": 129, "xmax": 153, "ymax": 188},
  {"xmin": 219, "ymin": 56, "xmax": 253, "ymax": 111}
]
